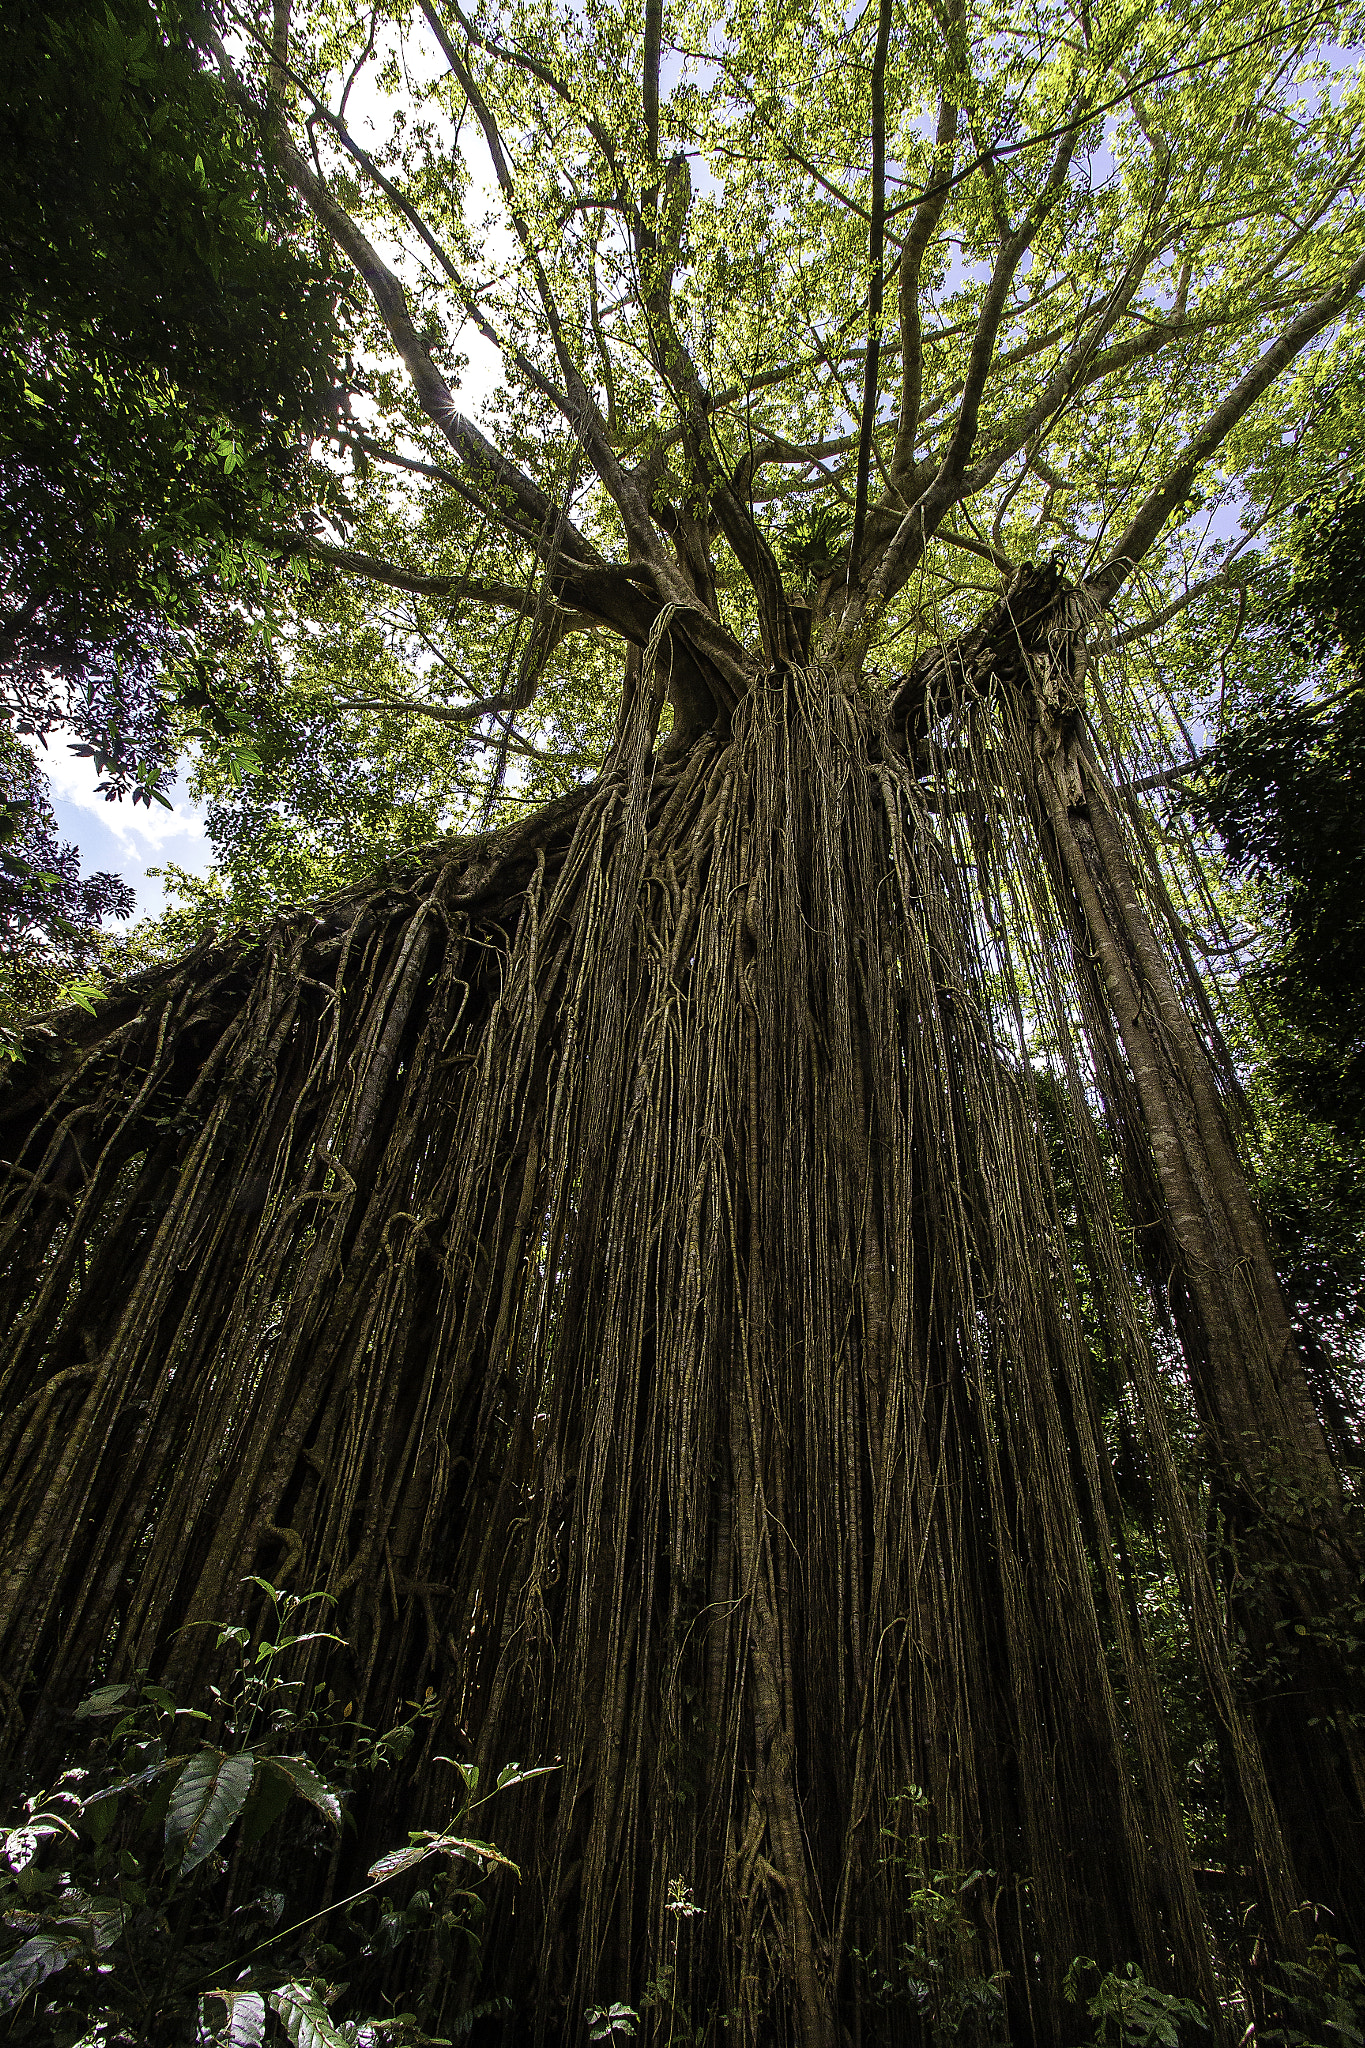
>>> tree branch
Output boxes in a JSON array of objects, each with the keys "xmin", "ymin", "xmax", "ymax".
[
  {"xmin": 300, "ymin": 538, "xmax": 595, "ymax": 632},
  {"xmin": 888, "ymin": 72, "xmax": 960, "ymax": 487},
  {"xmin": 877, "ymin": 16, "xmax": 1336, "ymax": 229},
  {"xmin": 205, "ymin": 28, "xmax": 605, "ymax": 578},
  {"xmin": 852, "ymin": 115, "xmax": 1085, "ymax": 629},
  {"xmin": 845, "ymin": 0, "xmax": 894, "ymax": 592},
  {"xmin": 1088, "ymin": 559, "xmax": 1266, "ymax": 653},
  {"xmin": 1088, "ymin": 244, "xmax": 1365, "ymax": 603},
  {"xmin": 334, "ymin": 434, "xmax": 551, "ymax": 551},
  {"xmin": 331, "ymin": 688, "xmax": 521, "ymax": 726},
  {"xmin": 418, "ymin": 0, "xmax": 670, "ymax": 576},
  {"xmin": 637, "ymin": 163, "xmax": 801, "ymax": 662},
  {"xmin": 960, "ymin": 279, "xmax": 1322, "ymax": 503},
  {"xmin": 643, "ymin": 0, "xmax": 662, "ymax": 169}
]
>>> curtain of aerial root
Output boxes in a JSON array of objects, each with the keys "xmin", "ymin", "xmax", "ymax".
[
  {"xmin": 1010, "ymin": 606, "xmax": 1365, "ymax": 1948},
  {"xmin": 0, "ymin": 656, "xmax": 1325, "ymax": 2043}
]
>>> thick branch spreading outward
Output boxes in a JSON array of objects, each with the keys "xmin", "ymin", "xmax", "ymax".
[
  {"xmin": 203, "ymin": 0, "xmax": 1365, "ymax": 743},
  {"xmin": 269, "ymin": 158, "xmax": 592, "ymax": 566},
  {"xmin": 841, "ymin": 119, "xmax": 1087, "ymax": 638},
  {"xmin": 1088, "ymin": 557, "xmax": 1264, "ymax": 653},
  {"xmin": 300, "ymin": 113, "xmax": 767, "ymax": 709},
  {"xmin": 836, "ymin": 230, "xmax": 1365, "ymax": 643},
  {"xmin": 207, "ymin": 43, "xmax": 759, "ymax": 726},
  {"xmin": 301, "ymin": 535, "xmax": 594, "ymax": 631},
  {"xmin": 415, "ymin": 0, "xmax": 673, "ymax": 583},
  {"xmin": 844, "ymin": 0, "xmax": 894, "ymax": 591},
  {"xmin": 889, "ymin": 65, "xmax": 961, "ymax": 488},
  {"xmin": 629, "ymin": 147, "xmax": 807, "ymax": 663},
  {"xmin": 1087, "ymin": 240, "xmax": 1365, "ymax": 605}
]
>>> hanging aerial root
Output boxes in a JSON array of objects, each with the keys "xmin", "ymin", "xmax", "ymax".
[{"xmin": 0, "ymin": 637, "xmax": 1342, "ymax": 2043}]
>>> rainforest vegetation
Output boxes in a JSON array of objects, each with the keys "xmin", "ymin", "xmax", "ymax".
[{"xmin": 2, "ymin": 0, "xmax": 1364, "ymax": 2040}]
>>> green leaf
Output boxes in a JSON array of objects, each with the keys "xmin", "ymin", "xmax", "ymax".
[
  {"xmin": 0, "ymin": 1929, "xmax": 88, "ymax": 2012},
  {"xmin": 85, "ymin": 1794, "xmax": 119, "ymax": 1844},
  {"xmin": 165, "ymin": 1749, "xmax": 255, "ymax": 1873},
  {"xmin": 269, "ymin": 1982, "xmax": 353, "ymax": 2048},
  {"xmin": 367, "ymin": 1842, "xmax": 434, "ymax": 1885},
  {"xmin": 82, "ymin": 1898, "xmax": 124, "ymax": 1950},
  {"xmin": 84, "ymin": 1755, "xmax": 175, "ymax": 1808},
  {"xmin": 366, "ymin": 1835, "xmax": 515, "ymax": 1875},
  {"xmin": 435, "ymin": 1757, "xmax": 478, "ymax": 1795},
  {"xmin": 368, "ymin": 1834, "xmax": 519, "ymax": 1884},
  {"xmin": 203, "ymin": 1988, "xmax": 267, "ymax": 2048},
  {"xmin": 260, "ymin": 1754, "xmax": 341, "ymax": 1829},
  {"xmin": 439, "ymin": 1836, "xmax": 518, "ymax": 1874},
  {"xmin": 55, "ymin": 976, "xmax": 105, "ymax": 1016},
  {"xmin": 73, "ymin": 1682, "xmax": 132, "ymax": 1719},
  {"xmin": 493, "ymin": 1763, "xmax": 557, "ymax": 1793},
  {"xmin": 586, "ymin": 2004, "xmax": 638, "ymax": 2042}
]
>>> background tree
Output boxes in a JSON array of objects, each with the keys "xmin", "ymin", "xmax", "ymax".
[
  {"xmin": 2, "ymin": 1, "xmax": 1365, "ymax": 2042},
  {"xmin": 0, "ymin": 736, "xmax": 135, "ymax": 1021},
  {"xmin": 0, "ymin": 0, "xmax": 348, "ymax": 1000},
  {"xmin": 1200, "ymin": 474, "xmax": 1365, "ymax": 1146},
  {"xmin": 1187, "ymin": 458, "xmax": 1365, "ymax": 1464}
]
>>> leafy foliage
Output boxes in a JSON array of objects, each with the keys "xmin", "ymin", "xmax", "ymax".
[
  {"xmin": 851, "ymin": 1785, "xmax": 1009, "ymax": 2044},
  {"xmin": 111, "ymin": 0, "xmax": 1365, "ymax": 970},
  {"xmin": 1063, "ymin": 1958, "xmax": 1208, "ymax": 2047},
  {"xmin": 1258, "ymin": 1933, "xmax": 1365, "ymax": 2047},
  {"xmin": 0, "ymin": 0, "xmax": 348, "ymax": 963},
  {"xmin": 1199, "ymin": 487, "xmax": 1365, "ymax": 1146},
  {"xmin": 0, "ymin": 1583, "xmax": 531, "ymax": 2047},
  {"xmin": 1188, "ymin": 473, "xmax": 1365, "ymax": 1372},
  {"xmin": 0, "ymin": 734, "xmax": 134, "ymax": 1033},
  {"xmin": 1219, "ymin": 773, "xmax": 1363, "ymax": 1156}
]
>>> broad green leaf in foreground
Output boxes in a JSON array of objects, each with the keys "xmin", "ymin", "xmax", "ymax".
[
  {"xmin": 269, "ymin": 1982, "xmax": 353, "ymax": 2048},
  {"xmin": 72, "ymin": 1683, "xmax": 132, "ymax": 1719},
  {"xmin": 164, "ymin": 1749, "xmax": 255, "ymax": 1874},
  {"xmin": 203, "ymin": 1987, "xmax": 267, "ymax": 2048},
  {"xmin": 0, "ymin": 1929, "xmax": 88, "ymax": 2013},
  {"xmin": 258, "ymin": 1754, "xmax": 341, "ymax": 1829}
]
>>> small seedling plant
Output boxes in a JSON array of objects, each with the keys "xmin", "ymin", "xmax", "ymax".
[
  {"xmin": 1063, "ymin": 1958, "xmax": 1209, "ymax": 2047},
  {"xmin": 586, "ymin": 1876, "xmax": 706, "ymax": 2045},
  {"xmin": 850, "ymin": 1784, "xmax": 1009, "ymax": 2046},
  {"xmin": 1257, "ymin": 1928, "xmax": 1365, "ymax": 2048}
]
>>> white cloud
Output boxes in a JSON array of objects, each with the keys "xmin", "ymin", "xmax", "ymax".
[{"xmin": 28, "ymin": 736, "xmax": 212, "ymax": 922}]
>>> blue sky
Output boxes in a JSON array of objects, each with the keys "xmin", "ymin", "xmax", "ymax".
[{"xmin": 36, "ymin": 738, "xmax": 212, "ymax": 924}]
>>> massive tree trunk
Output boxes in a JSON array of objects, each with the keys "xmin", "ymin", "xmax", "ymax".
[{"xmin": 1, "ymin": 573, "xmax": 1359, "ymax": 2043}]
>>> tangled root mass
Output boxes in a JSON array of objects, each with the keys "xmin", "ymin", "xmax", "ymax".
[{"xmin": 2, "ymin": 594, "xmax": 1360, "ymax": 2043}]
